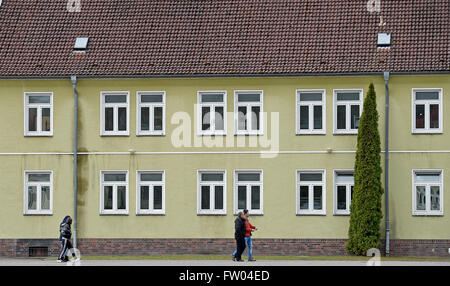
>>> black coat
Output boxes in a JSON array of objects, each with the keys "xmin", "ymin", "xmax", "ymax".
[
  {"xmin": 60, "ymin": 222, "xmax": 72, "ymax": 240},
  {"xmin": 234, "ymin": 216, "xmax": 246, "ymax": 239}
]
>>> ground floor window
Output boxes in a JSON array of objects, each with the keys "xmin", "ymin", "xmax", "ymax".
[
  {"xmin": 24, "ymin": 171, "xmax": 53, "ymax": 215},
  {"xmin": 413, "ymin": 170, "xmax": 443, "ymax": 216},
  {"xmin": 137, "ymin": 171, "xmax": 165, "ymax": 215},
  {"xmin": 296, "ymin": 170, "xmax": 326, "ymax": 215},
  {"xmin": 100, "ymin": 171, "xmax": 128, "ymax": 215},
  {"xmin": 234, "ymin": 170, "xmax": 263, "ymax": 215},
  {"xmin": 197, "ymin": 170, "xmax": 226, "ymax": 215},
  {"xmin": 334, "ymin": 170, "xmax": 354, "ymax": 215}
]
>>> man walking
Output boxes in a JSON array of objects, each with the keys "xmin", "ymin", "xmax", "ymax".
[
  {"xmin": 233, "ymin": 211, "xmax": 247, "ymax": 262},
  {"xmin": 58, "ymin": 216, "xmax": 77, "ymax": 262}
]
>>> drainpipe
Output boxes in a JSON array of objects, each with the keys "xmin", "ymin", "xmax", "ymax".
[
  {"xmin": 71, "ymin": 76, "xmax": 78, "ymax": 248},
  {"xmin": 384, "ymin": 71, "xmax": 390, "ymax": 256}
]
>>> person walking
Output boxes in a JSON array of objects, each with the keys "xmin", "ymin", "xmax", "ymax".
[
  {"xmin": 243, "ymin": 209, "xmax": 258, "ymax": 261},
  {"xmin": 233, "ymin": 211, "xmax": 247, "ymax": 262},
  {"xmin": 57, "ymin": 215, "xmax": 76, "ymax": 262},
  {"xmin": 58, "ymin": 215, "xmax": 71, "ymax": 262}
]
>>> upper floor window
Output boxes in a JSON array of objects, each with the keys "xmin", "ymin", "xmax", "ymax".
[
  {"xmin": 24, "ymin": 92, "xmax": 53, "ymax": 136},
  {"xmin": 334, "ymin": 170, "xmax": 354, "ymax": 215},
  {"xmin": 197, "ymin": 170, "xmax": 226, "ymax": 215},
  {"xmin": 137, "ymin": 171, "xmax": 165, "ymax": 215},
  {"xmin": 137, "ymin": 91, "xmax": 165, "ymax": 136},
  {"xmin": 412, "ymin": 89, "xmax": 443, "ymax": 134},
  {"xmin": 296, "ymin": 90, "xmax": 326, "ymax": 134},
  {"xmin": 412, "ymin": 170, "xmax": 443, "ymax": 216},
  {"xmin": 234, "ymin": 170, "xmax": 263, "ymax": 215},
  {"xmin": 235, "ymin": 91, "xmax": 263, "ymax": 135},
  {"xmin": 197, "ymin": 91, "xmax": 226, "ymax": 135},
  {"xmin": 24, "ymin": 171, "xmax": 53, "ymax": 215},
  {"xmin": 100, "ymin": 171, "xmax": 128, "ymax": 215},
  {"xmin": 296, "ymin": 170, "xmax": 326, "ymax": 215},
  {"xmin": 333, "ymin": 89, "xmax": 363, "ymax": 134},
  {"xmin": 100, "ymin": 92, "xmax": 129, "ymax": 136}
]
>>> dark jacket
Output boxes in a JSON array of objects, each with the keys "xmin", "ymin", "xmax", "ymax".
[
  {"xmin": 60, "ymin": 222, "xmax": 72, "ymax": 240},
  {"xmin": 234, "ymin": 214, "xmax": 246, "ymax": 240},
  {"xmin": 58, "ymin": 216, "xmax": 70, "ymax": 241}
]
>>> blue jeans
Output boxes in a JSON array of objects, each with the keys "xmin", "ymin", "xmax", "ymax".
[{"xmin": 232, "ymin": 236, "xmax": 253, "ymax": 259}]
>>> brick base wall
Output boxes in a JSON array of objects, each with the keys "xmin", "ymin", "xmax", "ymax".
[{"xmin": 1, "ymin": 238, "xmax": 449, "ymax": 257}]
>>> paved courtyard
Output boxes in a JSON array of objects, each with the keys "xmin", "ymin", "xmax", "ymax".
[{"xmin": 0, "ymin": 258, "xmax": 449, "ymax": 266}]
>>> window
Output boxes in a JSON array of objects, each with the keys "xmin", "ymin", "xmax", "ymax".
[
  {"xmin": 235, "ymin": 91, "xmax": 263, "ymax": 135},
  {"xmin": 197, "ymin": 91, "xmax": 227, "ymax": 135},
  {"xmin": 334, "ymin": 170, "xmax": 354, "ymax": 215},
  {"xmin": 234, "ymin": 170, "xmax": 263, "ymax": 215},
  {"xmin": 137, "ymin": 171, "xmax": 165, "ymax": 215},
  {"xmin": 24, "ymin": 171, "xmax": 52, "ymax": 215},
  {"xmin": 296, "ymin": 90, "xmax": 326, "ymax": 134},
  {"xmin": 197, "ymin": 170, "xmax": 226, "ymax": 215},
  {"xmin": 412, "ymin": 170, "xmax": 443, "ymax": 216},
  {"xmin": 296, "ymin": 170, "xmax": 326, "ymax": 215},
  {"xmin": 137, "ymin": 91, "xmax": 165, "ymax": 136},
  {"xmin": 24, "ymin": 92, "xmax": 53, "ymax": 136},
  {"xmin": 412, "ymin": 89, "xmax": 443, "ymax": 134},
  {"xmin": 100, "ymin": 92, "xmax": 129, "ymax": 136},
  {"xmin": 100, "ymin": 171, "xmax": 128, "ymax": 214},
  {"xmin": 333, "ymin": 89, "xmax": 363, "ymax": 134}
]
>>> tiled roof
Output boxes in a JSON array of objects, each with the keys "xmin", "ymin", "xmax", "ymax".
[{"xmin": 0, "ymin": 0, "xmax": 448, "ymax": 77}]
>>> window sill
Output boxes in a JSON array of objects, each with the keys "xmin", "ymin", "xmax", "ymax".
[
  {"xmin": 296, "ymin": 213, "xmax": 326, "ymax": 216},
  {"xmin": 24, "ymin": 134, "xmax": 53, "ymax": 137},
  {"xmin": 333, "ymin": 131, "xmax": 358, "ymax": 135},
  {"xmin": 99, "ymin": 212, "xmax": 129, "ymax": 216},
  {"xmin": 197, "ymin": 212, "xmax": 227, "ymax": 216},
  {"xmin": 136, "ymin": 212, "xmax": 165, "ymax": 216},
  {"xmin": 333, "ymin": 213, "xmax": 350, "ymax": 216},
  {"xmin": 100, "ymin": 133, "xmax": 130, "ymax": 137},
  {"xmin": 136, "ymin": 133, "xmax": 166, "ymax": 137},
  {"xmin": 23, "ymin": 212, "xmax": 53, "ymax": 216},
  {"xmin": 296, "ymin": 132, "xmax": 326, "ymax": 136},
  {"xmin": 411, "ymin": 131, "xmax": 443, "ymax": 135},
  {"xmin": 412, "ymin": 212, "xmax": 443, "ymax": 217}
]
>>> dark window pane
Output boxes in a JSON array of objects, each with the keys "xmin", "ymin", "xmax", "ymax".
[
  {"xmin": 430, "ymin": 186, "xmax": 440, "ymax": 211},
  {"xmin": 416, "ymin": 186, "xmax": 426, "ymax": 211},
  {"xmin": 430, "ymin": 104, "xmax": 439, "ymax": 129},
  {"xmin": 27, "ymin": 186, "xmax": 37, "ymax": 210},
  {"xmin": 299, "ymin": 173, "xmax": 322, "ymax": 182},
  {"xmin": 140, "ymin": 186, "xmax": 149, "ymax": 210},
  {"xmin": 41, "ymin": 186, "xmax": 50, "ymax": 210},
  {"xmin": 415, "ymin": 104, "xmax": 425, "ymax": 129},
  {"xmin": 238, "ymin": 106, "xmax": 247, "ymax": 130},
  {"xmin": 215, "ymin": 106, "xmax": 224, "ymax": 131},
  {"xmin": 201, "ymin": 93, "xmax": 223, "ymax": 103},
  {"xmin": 105, "ymin": 94, "xmax": 127, "ymax": 103},
  {"xmin": 337, "ymin": 186, "xmax": 347, "ymax": 210},
  {"xmin": 238, "ymin": 93, "xmax": 260, "ymax": 102},
  {"xmin": 118, "ymin": 107, "xmax": 127, "ymax": 131},
  {"xmin": 237, "ymin": 173, "xmax": 260, "ymax": 182},
  {"xmin": 416, "ymin": 92, "xmax": 439, "ymax": 100},
  {"xmin": 214, "ymin": 186, "xmax": 224, "ymax": 210},
  {"xmin": 350, "ymin": 105, "xmax": 360, "ymax": 129},
  {"xmin": 104, "ymin": 173, "xmax": 126, "ymax": 182},
  {"xmin": 201, "ymin": 186, "xmax": 210, "ymax": 210},
  {"xmin": 251, "ymin": 106, "xmax": 260, "ymax": 131},
  {"xmin": 28, "ymin": 108, "xmax": 37, "ymax": 131},
  {"xmin": 141, "ymin": 94, "xmax": 162, "ymax": 103},
  {"xmin": 104, "ymin": 107, "xmax": 114, "ymax": 131},
  {"xmin": 299, "ymin": 93, "xmax": 322, "ymax": 101},
  {"xmin": 153, "ymin": 186, "xmax": 163, "ymax": 210},
  {"xmin": 140, "ymin": 107, "xmax": 149, "ymax": 131},
  {"xmin": 201, "ymin": 173, "xmax": 223, "ymax": 182},
  {"xmin": 313, "ymin": 186, "xmax": 322, "ymax": 210},
  {"xmin": 313, "ymin": 105, "xmax": 322, "ymax": 129},
  {"xmin": 202, "ymin": 106, "xmax": 210, "ymax": 131},
  {"xmin": 337, "ymin": 105, "xmax": 346, "ymax": 129},
  {"xmin": 29, "ymin": 95, "xmax": 50, "ymax": 104},
  {"xmin": 351, "ymin": 186, "xmax": 354, "ymax": 201},
  {"xmin": 238, "ymin": 186, "xmax": 247, "ymax": 209},
  {"xmin": 117, "ymin": 186, "xmax": 126, "ymax": 210},
  {"xmin": 299, "ymin": 186, "xmax": 309, "ymax": 210},
  {"xmin": 140, "ymin": 173, "xmax": 163, "ymax": 182},
  {"xmin": 154, "ymin": 107, "xmax": 163, "ymax": 131},
  {"xmin": 251, "ymin": 186, "xmax": 260, "ymax": 210},
  {"xmin": 299, "ymin": 105, "xmax": 309, "ymax": 129},
  {"xmin": 337, "ymin": 93, "xmax": 359, "ymax": 101},
  {"xmin": 42, "ymin": 108, "xmax": 51, "ymax": 132},
  {"xmin": 28, "ymin": 173, "xmax": 50, "ymax": 182},
  {"xmin": 104, "ymin": 186, "xmax": 113, "ymax": 210}
]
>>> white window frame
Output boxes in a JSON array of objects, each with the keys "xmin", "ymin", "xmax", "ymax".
[
  {"xmin": 197, "ymin": 170, "xmax": 227, "ymax": 215},
  {"xmin": 234, "ymin": 169, "xmax": 263, "ymax": 215},
  {"xmin": 136, "ymin": 170, "xmax": 165, "ymax": 215},
  {"xmin": 296, "ymin": 170, "xmax": 326, "ymax": 215},
  {"xmin": 100, "ymin": 170, "xmax": 129, "ymax": 215},
  {"xmin": 333, "ymin": 169, "xmax": 355, "ymax": 215},
  {"xmin": 333, "ymin": 89, "xmax": 363, "ymax": 135},
  {"xmin": 234, "ymin": 90, "xmax": 264, "ymax": 135},
  {"xmin": 412, "ymin": 169, "xmax": 444, "ymax": 216},
  {"xmin": 136, "ymin": 91, "xmax": 166, "ymax": 136},
  {"xmin": 100, "ymin": 91, "xmax": 130, "ymax": 136},
  {"xmin": 411, "ymin": 88, "xmax": 443, "ymax": 134},
  {"xmin": 23, "ymin": 170, "xmax": 53, "ymax": 215},
  {"xmin": 296, "ymin": 89, "xmax": 326, "ymax": 135},
  {"xmin": 24, "ymin": 92, "xmax": 53, "ymax": 136},
  {"xmin": 197, "ymin": 91, "xmax": 227, "ymax": 136}
]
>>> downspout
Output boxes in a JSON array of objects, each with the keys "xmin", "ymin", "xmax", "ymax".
[
  {"xmin": 384, "ymin": 71, "xmax": 390, "ymax": 256},
  {"xmin": 71, "ymin": 76, "xmax": 78, "ymax": 248}
]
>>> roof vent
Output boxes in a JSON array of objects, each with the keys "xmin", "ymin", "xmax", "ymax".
[
  {"xmin": 74, "ymin": 37, "xmax": 89, "ymax": 52},
  {"xmin": 377, "ymin": 33, "xmax": 391, "ymax": 48}
]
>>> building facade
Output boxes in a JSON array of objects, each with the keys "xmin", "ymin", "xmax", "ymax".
[{"xmin": 0, "ymin": 1, "xmax": 449, "ymax": 257}]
